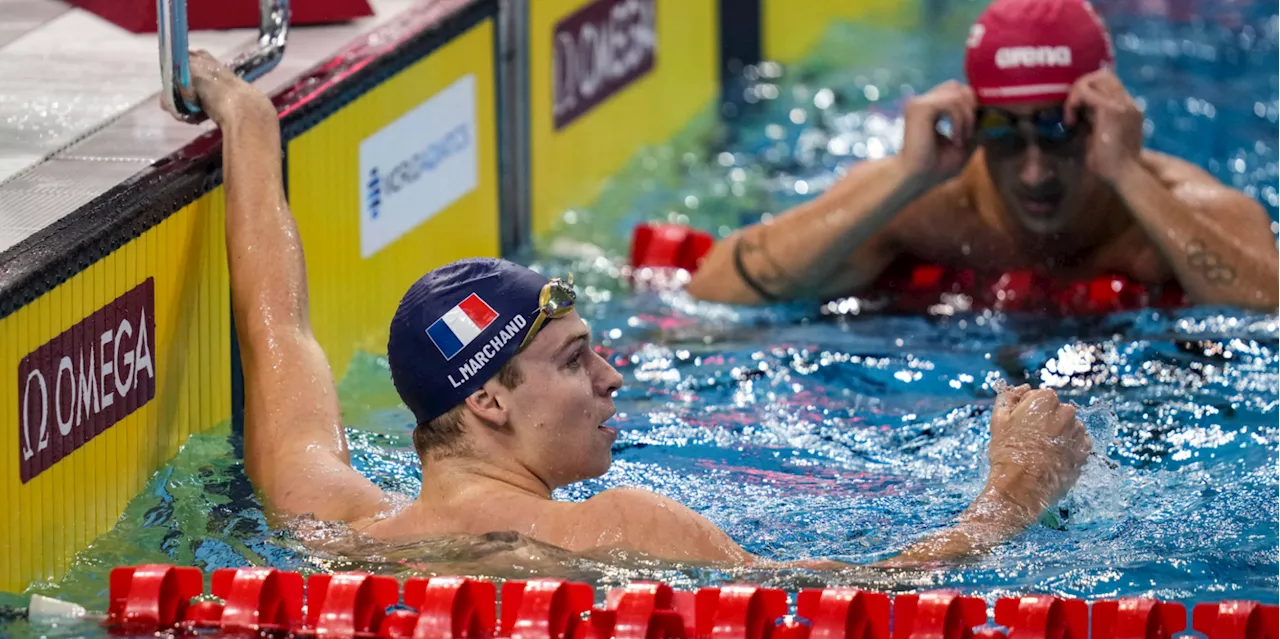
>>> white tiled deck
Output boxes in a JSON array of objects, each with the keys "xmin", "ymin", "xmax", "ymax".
[{"xmin": 0, "ymin": 0, "xmax": 415, "ymax": 254}]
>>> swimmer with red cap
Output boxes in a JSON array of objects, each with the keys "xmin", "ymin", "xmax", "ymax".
[{"xmin": 689, "ymin": 0, "xmax": 1278, "ymax": 311}]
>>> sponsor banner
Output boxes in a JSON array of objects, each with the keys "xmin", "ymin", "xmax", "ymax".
[
  {"xmin": 359, "ymin": 74, "xmax": 479, "ymax": 259},
  {"xmin": 552, "ymin": 0, "xmax": 656, "ymax": 130},
  {"xmin": 530, "ymin": 0, "xmax": 717, "ymax": 235},
  {"xmin": 0, "ymin": 190, "xmax": 231, "ymax": 593},
  {"xmin": 287, "ymin": 18, "xmax": 499, "ymax": 383},
  {"xmin": 18, "ymin": 278, "xmax": 157, "ymax": 483}
]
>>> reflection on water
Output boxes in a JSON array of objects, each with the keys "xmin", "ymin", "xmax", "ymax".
[{"xmin": 7, "ymin": 0, "xmax": 1276, "ymax": 623}]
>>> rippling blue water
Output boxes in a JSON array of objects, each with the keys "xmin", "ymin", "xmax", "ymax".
[{"xmin": 5, "ymin": 0, "xmax": 1276, "ymax": 626}]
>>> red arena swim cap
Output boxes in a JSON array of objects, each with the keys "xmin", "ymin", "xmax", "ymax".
[{"xmin": 964, "ymin": 0, "xmax": 1115, "ymax": 105}]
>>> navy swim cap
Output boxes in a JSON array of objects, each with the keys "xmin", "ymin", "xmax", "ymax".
[{"xmin": 388, "ymin": 258, "xmax": 551, "ymax": 424}]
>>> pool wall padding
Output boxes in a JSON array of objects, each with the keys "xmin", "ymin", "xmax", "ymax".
[
  {"xmin": 528, "ymin": 0, "xmax": 718, "ymax": 237},
  {"xmin": 760, "ymin": 0, "xmax": 919, "ymax": 64},
  {"xmin": 1, "ymin": 191, "xmax": 232, "ymax": 594},
  {"xmin": 0, "ymin": 0, "xmax": 922, "ymax": 592}
]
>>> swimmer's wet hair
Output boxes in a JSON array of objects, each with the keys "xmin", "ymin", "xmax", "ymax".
[{"xmin": 413, "ymin": 358, "xmax": 524, "ymax": 458}]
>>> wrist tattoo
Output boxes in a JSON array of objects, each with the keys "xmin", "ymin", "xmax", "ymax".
[
  {"xmin": 1185, "ymin": 240, "xmax": 1237, "ymax": 285},
  {"xmin": 733, "ymin": 229, "xmax": 792, "ymax": 301}
]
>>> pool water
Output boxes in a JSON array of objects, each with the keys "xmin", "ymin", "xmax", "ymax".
[{"xmin": 5, "ymin": 0, "xmax": 1277, "ymax": 626}]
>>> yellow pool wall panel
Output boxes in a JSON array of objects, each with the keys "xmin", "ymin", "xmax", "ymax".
[
  {"xmin": 762, "ymin": 0, "xmax": 917, "ymax": 64},
  {"xmin": 286, "ymin": 19, "xmax": 501, "ymax": 382},
  {"xmin": 0, "ymin": 189, "xmax": 231, "ymax": 593},
  {"xmin": 529, "ymin": 0, "xmax": 718, "ymax": 236}
]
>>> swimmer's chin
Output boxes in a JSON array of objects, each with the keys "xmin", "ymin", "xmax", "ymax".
[{"xmin": 1012, "ymin": 199, "xmax": 1072, "ymax": 235}]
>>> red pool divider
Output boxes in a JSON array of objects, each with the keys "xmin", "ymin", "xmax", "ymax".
[
  {"xmin": 629, "ymin": 223, "xmax": 715, "ymax": 279},
  {"xmin": 994, "ymin": 595, "xmax": 1087, "ymax": 639},
  {"xmin": 103, "ymin": 564, "xmax": 1277, "ymax": 639}
]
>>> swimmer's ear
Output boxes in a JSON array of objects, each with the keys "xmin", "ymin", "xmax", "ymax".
[{"xmin": 464, "ymin": 386, "xmax": 509, "ymax": 428}]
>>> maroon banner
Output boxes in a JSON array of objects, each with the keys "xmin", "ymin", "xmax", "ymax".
[
  {"xmin": 63, "ymin": 0, "xmax": 374, "ymax": 35},
  {"xmin": 17, "ymin": 278, "xmax": 157, "ymax": 483},
  {"xmin": 552, "ymin": 0, "xmax": 656, "ymax": 130}
]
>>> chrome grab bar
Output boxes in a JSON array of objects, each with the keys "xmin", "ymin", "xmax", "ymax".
[{"xmin": 158, "ymin": 0, "xmax": 290, "ymax": 122}]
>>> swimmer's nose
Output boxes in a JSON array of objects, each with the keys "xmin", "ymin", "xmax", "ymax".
[
  {"xmin": 1018, "ymin": 144, "xmax": 1055, "ymax": 189},
  {"xmin": 596, "ymin": 354, "xmax": 624, "ymax": 397}
]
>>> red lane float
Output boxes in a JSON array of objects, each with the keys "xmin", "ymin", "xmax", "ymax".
[
  {"xmin": 107, "ymin": 564, "xmax": 202, "ymax": 632},
  {"xmin": 1193, "ymin": 601, "xmax": 1280, "ymax": 639},
  {"xmin": 606, "ymin": 583, "xmax": 688, "ymax": 639},
  {"xmin": 630, "ymin": 223, "xmax": 716, "ymax": 278},
  {"xmin": 994, "ymin": 596, "xmax": 1087, "ymax": 639},
  {"xmin": 101, "ymin": 565, "xmax": 1277, "ymax": 639},
  {"xmin": 706, "ymin": 585, "xmax": 789, "ymax": 639},
  {"xmin": 209, "ymin": 567, "xmax": 304, "ymax": 633},
  {"xmin": 878, "ymin": 264, "xmax": 1187, "ymax": 315},
  {"xmin": 304, "ymin": 573, "xmax": 398, "ymax": 637},
  {"xmin": 501, "ymin": 579, "xmax": 594, "ymax": 639},
  {"xmin": 404, "ymin": 577, "xmax": 496, "ymax": 639},
  {"xmin": 892, "ymin": 593, "xmax": 987, "ymax": 639},
  {"xmin": 627, "ymin": 222, "xmax": 1188, "ymax": 314},
  {"xmin": 795, "ymin": 588, "xmax": 889, "ymax": 639},
  {"xmin": 1091, "ymin": 599, "xmax": 1186, "ymax": 639}
]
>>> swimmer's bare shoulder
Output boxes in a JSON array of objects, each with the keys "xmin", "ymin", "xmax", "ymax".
[
  {"xmin": 341, "ymin": 486, "xmax": 752, "ymax": 565},
  {"xmin": 1138, "ymin": 148, "xmax": 1211, "ymax": 184},
  {"xmin": 1137, "ymin": 151, "xmax": 1256, "ymax": 214},
  {"xmin": 538, "ymin": 487, "xmax": 754, "ymax": 564},
  {"xmin": 1138, "ymin": 149, "xmax": 1267, "ymax": 217}
]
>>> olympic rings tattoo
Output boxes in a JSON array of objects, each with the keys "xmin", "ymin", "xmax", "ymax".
[{"xmin": 1185, "ymin": 240, "xmax": 1238, "ymax": 285}]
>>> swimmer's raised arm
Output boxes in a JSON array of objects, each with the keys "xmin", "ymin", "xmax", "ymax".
[
  {"xmin": 1063, "ymin": 70, "xmax": 1279, "ymax": 311},
  {"xmin": 1112, "ymin": 154, "xmax": 1279, "ymax": 311},
  {"xmin": 178, "ymin": 52, "xmax": 389, "ymax": 523},
  {"xmin": 886, "ymin": 386, "xmax": 1091, "ymax": 564},
  {"xmin": 686, "ymin": 81, "xmax": 978, "ymax": 305},
  {"xmin": 533, "ymin": 386, "xmax": 1088, "ymax": 569}
]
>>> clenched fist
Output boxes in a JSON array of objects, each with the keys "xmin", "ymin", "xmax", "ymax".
[{"xmin": 985, "ymin": 385, "xmax": 1093, "ymax": 520}]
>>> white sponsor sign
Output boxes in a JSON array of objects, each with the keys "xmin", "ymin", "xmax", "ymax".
[{"xmin": 358, "ymin": 74, "xmax": 478, "ymax": 259}]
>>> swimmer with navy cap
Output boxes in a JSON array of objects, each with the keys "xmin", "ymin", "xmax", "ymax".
[
  {"xmin": 689, "ymin": 0, "xmax": 1277, "ymax": 312},
  {"xmin": 176, "ymin": 49, "xmax": 1099, "ymax": 567}
]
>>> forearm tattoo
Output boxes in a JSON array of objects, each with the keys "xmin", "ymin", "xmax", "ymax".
[
  {"xmin": 1185, "ymin": 240, "xmax": 1238, "ymax": 285},
  {"xmin": 733, "ymin": 229, "xmax": 793, "ymax": 301}
]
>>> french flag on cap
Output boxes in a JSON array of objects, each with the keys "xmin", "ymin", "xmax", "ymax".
[{"xmin": 426, "ymin": 293, "xmax": 500, "ymax": 360}]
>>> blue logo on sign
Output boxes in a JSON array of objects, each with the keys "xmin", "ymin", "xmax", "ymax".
[
  {"xmin": 378, "ymin": 124, "xmax": 470, "ymax": 199},
  {"xmin": 363, "ymin": 123, "xmax": 470, "ymax": 222},
  {"xmin": 367, "ymin": 168, "xmax": 382, "ymax": 219}
]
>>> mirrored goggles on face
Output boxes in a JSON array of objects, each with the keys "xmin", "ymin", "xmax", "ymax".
[
  {"xmin": 976, "ymin": 106, "xmax": 1083, "ymax": 152},
  {"xmin": 517, "ymin": 275, "xmax": 576, "ymax": 353}
]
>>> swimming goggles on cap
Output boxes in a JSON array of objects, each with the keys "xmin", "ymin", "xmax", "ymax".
[{"xmin": 517, "ymin": 275, "xmax": 576, "ymax": 352}]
